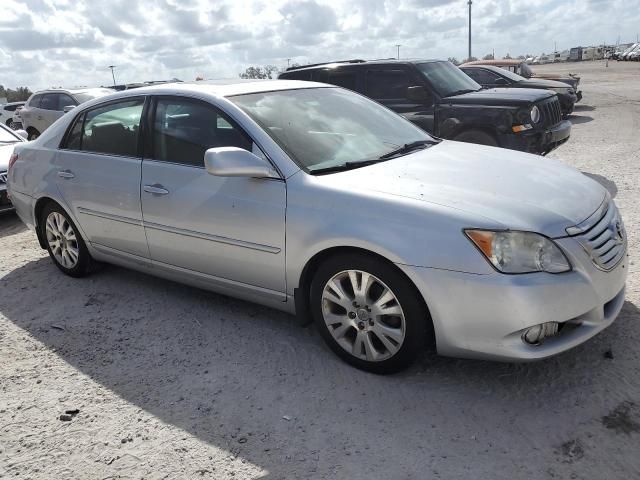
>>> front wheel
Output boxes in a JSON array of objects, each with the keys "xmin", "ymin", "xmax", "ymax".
[
  {"xmin": 27, "ymin": 128, "xmax": 40, "ymax": 141},
  {"xmin": 310, "ymin": 253, "xmax": 431, "ymax": 373},
  {"xmin": 41, "ymin": 203, "xmax": 94, "ymax": 277}
]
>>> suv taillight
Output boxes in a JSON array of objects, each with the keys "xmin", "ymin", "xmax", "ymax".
[{"xmin": 8, "ymin": 152, "xmax": 18, "ymax": 172}]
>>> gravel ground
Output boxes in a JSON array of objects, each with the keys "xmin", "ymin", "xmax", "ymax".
[{"xmin": 1, "ymin": 60, "xmax": 639, "ymax": 480}]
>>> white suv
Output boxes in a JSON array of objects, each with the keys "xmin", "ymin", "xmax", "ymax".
[
  {"xmin": 20, "ymin": 88, "xmax": 113, "ymax": 140},
  {"xmin": 0, "ymin": 101, "xmax": 25, "ymax": 129}
]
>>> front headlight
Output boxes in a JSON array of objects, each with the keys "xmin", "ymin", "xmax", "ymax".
[
  {"xmin": 530, "ymin": 105, "xmax": 541, "ymax": 123},
  {"xmin": 465, "ymin": 230, "xmax": 571, "ymax": 274}
]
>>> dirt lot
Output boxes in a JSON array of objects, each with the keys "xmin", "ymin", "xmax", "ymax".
[{"xmin": 1, "ymin": 60, "xmax": 639, "ymax": 479}]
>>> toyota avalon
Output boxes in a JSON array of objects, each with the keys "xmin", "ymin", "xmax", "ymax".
[{"xmin": 7, "ymin": 81, "xmax": 627, "ymax": 373}]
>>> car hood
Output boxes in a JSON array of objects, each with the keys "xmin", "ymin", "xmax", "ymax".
[
  {"xmin": 446, "ymin": 87, "xmax": 555, "ymax": 106},
  {"xmin": 518, "ymin": 78, "xmax": 572, "ymax": 89},
  {"xmin": 322, "ymin": 141, "xmax": 605, "ymax": 238}
]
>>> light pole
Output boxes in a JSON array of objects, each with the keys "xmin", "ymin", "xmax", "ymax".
[
  {"xmin": 395, "ymin": 44, "xmax": 401, "ymax": 59},
  {"xmin": 107, "ymin": 65, "xmax": 117, "ymax": 87},
  {"xmin": 467, "ymin": 1, "xmax": 472, "ymax": 61}
]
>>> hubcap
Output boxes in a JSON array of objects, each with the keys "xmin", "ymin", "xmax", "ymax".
[
  {"xmin": 45, "ymin": 212, "xmax": 79, "ymax": 269},
  {"xmin": 321, "ymin": 270, "xmax": 406, "ymax": 362}
]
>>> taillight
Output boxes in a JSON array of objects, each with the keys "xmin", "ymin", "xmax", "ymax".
[{"xmin": 8, "ymin": 152, "xmax": 18, "ymax": 172}]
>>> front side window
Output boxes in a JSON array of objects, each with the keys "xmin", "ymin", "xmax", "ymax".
[
  {"xmin": 57, "ymin": 94, "xmax": 77, "ymax": 110},
  {"xmin": 230, "ymin": 87, "xmax": 434, "ymax": 173},
  {"xmin": 80, "ymin": 99, "xmax": 144, "ymax": 156},
  {"xmin": 151, "ymin": 98, "xmax": 251, "ymax": 167},
  {"xmin": 463, "ymin": 68, "xmax": 502, "ymax": 84},
  {"xmin": 416, "ymin": 61, "xmax": 481, "ymax": 97},
  {"xmin": 366, "ymin": 70, "xmax": 410, "ymax": 99}
]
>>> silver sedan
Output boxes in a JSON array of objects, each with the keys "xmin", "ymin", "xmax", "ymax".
[{"xmin": 7, "ymin": 80, "xmax": 627, "ymax": 372}]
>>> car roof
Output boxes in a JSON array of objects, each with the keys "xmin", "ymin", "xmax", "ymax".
[
  {"xmin": 282, "ymin": 59, "xmax": 443, "ymax": 73},
  {"xmin": 101, "ymin": 79, "xmax": 333, "ymax": 98},
  {"xmin": 34, "ymin": 87, "xmax": 115, "ymax": 96},
  {"xmin": 461, "ymin": 65, "xmax": 509, "ymax": 74},
  {"xmin": 461, "ymin": 59, "xmax": 523, "ymax": 67}
]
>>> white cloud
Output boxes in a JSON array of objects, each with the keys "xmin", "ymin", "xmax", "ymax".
[{"xmin": 0, "ymin": 0, "xmax": 638, "ymax": 90}]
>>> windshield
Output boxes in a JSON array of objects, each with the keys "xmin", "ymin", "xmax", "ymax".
[
  {"xmin": 230, "ymin": 87, "xmax": 434, "ymax": 173},
  {"xmin": 0, "ymin": 125, "xmax": 20, "ymax": 143},
  {"xmin": 492, "ymin": 67, "xmax": 526, "ymax": 82},
  {"xmin": 416, "ymin": 61, "xmax": 481, "ymax": 97}
]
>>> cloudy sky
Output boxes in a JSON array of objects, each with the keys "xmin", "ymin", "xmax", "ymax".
[{"xmin": 1, "ymin": 0, "xmax": 638, "ymax": 90}]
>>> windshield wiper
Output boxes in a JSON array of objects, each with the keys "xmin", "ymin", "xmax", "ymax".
[
  {"xmin": 378, "ymin": 139, "xmax": 438, "ymax": 160},
  {"xmin": 309, "ymin": 159, "xmax": 388, "ymax": 175},
  {"xmin": 445, "ymin": 88, "xmax": 478, "ymax": 97}
]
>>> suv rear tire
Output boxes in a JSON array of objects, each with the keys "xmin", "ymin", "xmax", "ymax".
[{"xmin": 27, "ymin": 128, "xmax": 40, "ymax": 141}]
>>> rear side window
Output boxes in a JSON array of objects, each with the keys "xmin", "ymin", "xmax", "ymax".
[
  {"xmin": 366, "ymin": 70, "xmax": 410, "ymax": 99},
  {"xmin": 79, "ymin": 99, "xmax": 144, "ymax": 157},
  {"xmin": 151, "ymin": 98, "xmax": 251, "ymax": 167},
  {"xmin": 281, "ymin": 70, "xmax": 312, "ymax": 81},
  {"xmin": 327, "ymin": 71, "xmax": 357, "ymax": 91},
  {"xmin": 463, "ymin": 68, "xmax": 501, "ymax": 84}
]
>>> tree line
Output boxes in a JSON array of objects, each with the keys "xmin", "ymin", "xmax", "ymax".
[{"xmin": 0, "ymin": 85, "xmax": 32, "ymax": 102}]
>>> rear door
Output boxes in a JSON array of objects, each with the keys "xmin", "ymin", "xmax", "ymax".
[
  {"xmin": 365, "ymin": 67, "xmax": 436, "ymax": 133},
  {"xmin": 140, "ymin": 95, "xmax": 286, "ymax": 296},
  {"xmin": 55, "ymin": 98, "xmax": 148, "ymax": 258}
]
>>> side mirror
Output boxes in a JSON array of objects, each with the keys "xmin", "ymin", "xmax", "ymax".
[
  {"xmin": 406, "ymin": 85, "xmax": 430, "ymax": 102},
  {"xmin": 15, "ymin": 129, "xmax": 28, "ymax": 140},
  {"xmin": 494, "ymin": 78, "xmax": 509, "ymax": 86},
  {"xmin": 204, "ymin": 147, "xmax": 279, "ymax": 178},
  {"xmin": 63, "ymin": 105, "xmax": 76, "ymax": 113}
]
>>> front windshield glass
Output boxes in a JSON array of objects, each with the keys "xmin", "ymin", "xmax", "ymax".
[
  {"xmin": 230, "ymin": 87, "xmax": 434, "ymax": 172},
  {"xmin": 416, "ymin": 61, "xmax": 481, "ymax": 97},
  {"xmin": 0, "ymin": 125, "xmax": 19, "ymax": 143}
]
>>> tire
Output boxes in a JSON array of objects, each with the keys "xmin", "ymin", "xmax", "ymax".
[
  {"xmin": 41, "ymin": 203, "xmax": 93, "ymax": 277},
  {"xmin": 27, "ymin": 128, "xmax": 40, "ymax": 141},
  {"xmin": 5, "ymin": 119, "xmax": 12, "ymax": 128},
  {"xmin": 453, "ymin": 129, "xmax": 498, "ymax": 147},
  {"xmin": 310, "ymin": 253, "xmax": 431, "ymax": 374}
]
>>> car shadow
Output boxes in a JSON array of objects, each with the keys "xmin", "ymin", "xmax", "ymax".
[
  {"xmin": 574, "ymin": 104, "xmax": 595, "ymax": 112},
  {"xmin": 0, "ymin": 212, "xmax": 26, "ymax": 239},
  {"xmin": 583, "ymin": 172, "xmax": 618, "ymax": 198},
  {"xmin": 1, "ymin": 257, "xmax": 639, "ymax": 478},
  {"xmin": 569, "ymin": 115, "xmax": 594, "ymax": 125}
]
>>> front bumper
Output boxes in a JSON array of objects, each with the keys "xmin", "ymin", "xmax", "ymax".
[
  {"xmin": 398, "ymin": 237, "xmax": 628, "ymax": 362},
  {"xmin": 499, "ymin": 119, "xmax": 571, "ymax": 155}
]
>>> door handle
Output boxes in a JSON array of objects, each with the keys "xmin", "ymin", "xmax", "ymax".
[
  {"xmin": 143, "ymin": 184, "xmax": 169, "ymax": 195},
  {"xmin": 57, "ymin": 170, "xmax": 75, "ymax": 179}
]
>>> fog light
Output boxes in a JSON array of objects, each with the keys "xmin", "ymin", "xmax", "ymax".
[{"xmin": 522, "ymin": 322, "xmax": 559, "ymax": 345}]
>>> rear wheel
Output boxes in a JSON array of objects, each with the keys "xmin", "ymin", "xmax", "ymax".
[
  {"xmin": 41, "ymin": 203, "xmax": 93, "ymax": 277},
  {"xmin": 5, "ymin": 119, "xmax": 13, "ymax": 128},
  {"xmin": 310, "ymin": 253, "xmax": 430, "ymax": 373},
  {"xmin": 27, "ymin": 128, "xmax": 40, "ymax": 141},
  {"xmin": 453, "ymin": 129, "xmax": 498, "ymax": 147}
]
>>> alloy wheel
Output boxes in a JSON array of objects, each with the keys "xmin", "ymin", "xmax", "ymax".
[
  {"xmin": 321, "ymin": 269, "xmax": 406, "ymax": 362},
  {"xmin": 45, "ymin": 211, "xmax": 79, "ymax": 269}
]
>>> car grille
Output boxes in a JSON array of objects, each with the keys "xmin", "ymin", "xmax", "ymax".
[
  {"xmin": 0, "ymin": 170, "xmax": 7, "ymax": 184},
  {"xmin": 539, "ymin": 96, "xmax": 562, "ymax": 127},
  {"xmin": 572, "ymin": 201, "xmax": 627, "ymax": 271}
]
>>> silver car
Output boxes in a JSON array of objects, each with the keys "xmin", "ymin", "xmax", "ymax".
[
  {"xmin": 0, "ymin": 123, "xmax": 27, "ymax": 213},
  {"xmin": 19, "ymin": 87, "xmax": 113, "ymax": 140},
  {"xmin": 7, "ymin": 81, "xmax": 627, "ymax": 373}
]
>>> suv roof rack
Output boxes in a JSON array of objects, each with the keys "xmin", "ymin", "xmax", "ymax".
[{"xmin": 285, "ymin": 59, "xmax": 366, "ymax": 71}]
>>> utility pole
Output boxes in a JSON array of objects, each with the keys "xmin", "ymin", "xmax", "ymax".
[
  {"xmin": 107, "ymin": 65, "xmax": 117, "ymax": 87},
  {"xmin": 467, "ymin": 1, "xmax": 472, "ymax": 61},
  {"xmin": 287, "ymin": 58, "xmax": 291, "ymax": 68},
  {"xmin": 554, "ymin": 41, "xmax": 557, "ymax": 53},
  {"xmin": 395, "ymin": 44, "xmax": 401, "ymax": 59}
]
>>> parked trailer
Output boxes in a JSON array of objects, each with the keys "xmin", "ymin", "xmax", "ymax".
[{"xmin": 569, "ymin": 47, "xmax": 582, "ymax": 61}]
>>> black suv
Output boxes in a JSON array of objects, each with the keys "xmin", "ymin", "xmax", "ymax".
[{"xmin": 279, "ymin": 59, "xmax": 571, "ymax": 155}]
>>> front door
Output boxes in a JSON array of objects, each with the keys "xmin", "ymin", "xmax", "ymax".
[
  {"xmin": 55, "ymin": 98, "xmax": 148, "ymax": 258},
  {"xmin": 140, "ymin": 96, "xmax": 286, "ymax": 295}
]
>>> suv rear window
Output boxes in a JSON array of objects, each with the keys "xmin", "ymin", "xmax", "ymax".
[
  {"xmin": 327, "ymin": 71, "xmax": 357, "ymax": 91},
  {"xmin": 366, "ymin": 70, "xmax": 410, "ymax": 99}
]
